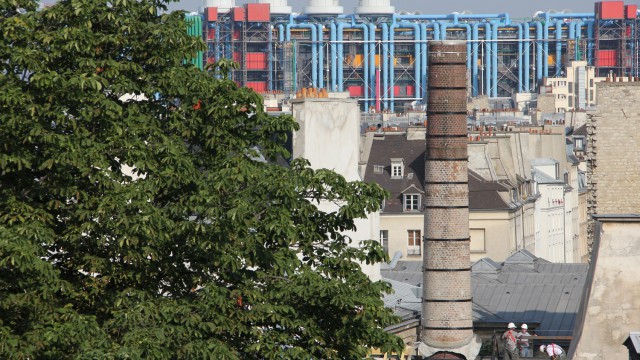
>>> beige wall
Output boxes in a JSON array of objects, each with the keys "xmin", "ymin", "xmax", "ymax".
[
  {"xmin": 570, "ymin": 219, "xmax": 640, "ymax": 359},
  {"xmin": 469, "ymin": 210, "xmax": 517, "ymax": 262},
  {"xmin": 381, "ymin": 214, "xmax": 424, "ymax": 261}
]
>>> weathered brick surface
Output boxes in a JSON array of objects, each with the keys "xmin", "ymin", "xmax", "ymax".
[
  {"xmin": 587, "ymin": 83, "xmax": 640, "ymax": 249},
  {"xmin": 423, "ymin": 41, "xmax": 473, "ymax": 349},
  {"xmin": 428, "ymin": 114, "xmax": 468, "ymax": 135}
]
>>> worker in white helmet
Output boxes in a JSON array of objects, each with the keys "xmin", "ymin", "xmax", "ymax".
[
  {"xmin": 518, "ymin": 324, "xmax": 532, "ymax": 357},
  {"xmin": 540, "ymin": 344, "xmax": 566, "ymax": 359},
  {"xmin": 501, "ymin": 323, "xmax": 519, "ymax": 359}
]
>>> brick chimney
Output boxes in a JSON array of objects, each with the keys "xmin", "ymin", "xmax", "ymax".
[{"xmin": 417, "ymin": 41, "xmax": 481, "ymax": 359}]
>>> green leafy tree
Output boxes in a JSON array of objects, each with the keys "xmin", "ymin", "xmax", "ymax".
[{"xmin": 0, "ymin": 0, "xmax": 403, "ymax": 358}]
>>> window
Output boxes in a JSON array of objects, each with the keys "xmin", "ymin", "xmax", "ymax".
[
  {"xmin": 407, "ymin": 230, "xmax": 421, "ymax": 255},
  {"xmin": 403, "ymin": 194, "xmax": 420, "ymax": 212},
  {"xmin": 590, "ymin": 89, "xmax": 594, "ymax": 102},
  {"xmin": 390, "ymin": 158, "xmax": 404, "ymax": 179},
  {"xmin": 380, "ymin": 230, "xmax": 389, "ymax": 254},
  {"xmin": 590, "ymin": 79, "xmax": 594, "ymax": 87},
  {"xmin": 568, "ymin": 82, "xmax": 573, "ymax": 92},
  {"xmin": 574, "ymin": 137, "xmax": 584, "ymax": 150},
  {"xmin": 373, "ymin": 165, "xmax": 384, "ymax": 174},
  {"xmin": 568, "ymin": 96, "xmax": 573, "ymax": 108}
]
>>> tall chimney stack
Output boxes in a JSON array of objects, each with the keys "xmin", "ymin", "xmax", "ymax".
[{"xmin": 418, "ymin": 41, "xmax": 481, "ymax": 359}]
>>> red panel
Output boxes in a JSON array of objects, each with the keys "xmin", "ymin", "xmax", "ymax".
[
  {"xmin": 232, "ymin": 7, "xmax": 245, "ymax": 22},
  {"xmin": 597, "ymin": 1, "xmax": 624, "ymax": 19},
  {"xmin": 233, "ymin": 52, "xmax": 242, "ymax": 63},
  {"xmin": 246, "ymin": 52, "xmax": 267, "ymax": 70},
  {"xmin": 246, "ymin": 3, "xmax": 270, "ymax": 22},
  {"xmin": 393, "ymin": 85, "xmax": 401, "ymax": 96},
  {"xmin": 348, "ymin": 86, "xmax": 364, "ymax": 97},
  {"xmin": 626, "ymin": 5, "xmax": 638, "ymax": 19},
  {"xmin": 207, "ymin": 28, "xmax": 216, "ymax": 40},
  {"xmin": 206, "ymin": 7, "xmax": 218, "ymax": 22},
  {"xmin": 596, "ymin": 49, "xmax": 617, "ymax": 67},
  {"xmin": 407, "ymin": 85, "xmax": 415, "ymax": 97},
  {"xmin": 233, "ymin": 29, "xmax": 241, "ymax": 40},
  {"xmin": 246, "ymin": 82, "xmax": 268, "ymax": 93}
]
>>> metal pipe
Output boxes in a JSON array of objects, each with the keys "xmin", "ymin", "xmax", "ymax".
[
  {"xmin": 484, "ymin": 22, "xmax": 492, "ymax": 96},
  {"xmin": 555, "ymin": 20, "xmax": 563, "ymax": 77},
  {"xmin": 524, "ymin": 22, "xmax": 530, "ymax": 91},
  {"xmin": 517, "ymin": 23, "xmax": 523, "ymax": 93},
  {"xmin": 330, "ymin": 21, "xmax": 337, "ymax": 91},
  {"xmin": 337, "ymin": 22, "xmax": 369, "ymax": 108},
  {"xmin": 534, "ymin": 21, "xmax": 543, "ymax": 82},
  {"xmin": 587, "ymin": 20, "xmax": 594, "ymax": 66},
  {"xmin": 420, "ymin": 23, "xmax": 440, "ymax": 101},
  {"xmin": 381, "ymin": 22, "xmax": 389, "ymax": 110},
  {"xmin": 317, "ymin": 23, "xmax": 324, "ymax": 89},
  {"xmin": 472, "ymin": 23, "xmax": 480, "ymax": 96},
  {"xmin": 492, "ymin": 22, "xmax": 498, "ymax": 97},
  {"xmin": 368, "ymin": 23, "xmax": 376, "ymax": 105},
  {"xmin": 396, "ymin": 21, "xmax": 421, "ymax": 104},
  {"xmin": 543, "ymin": 12, "xmax": 594, "ymax": 21},
  {"xmin": 269, "ymin": 24, "xmax": 273, "ymax": 91},
  {"xmin": 543, "ymin": 19, "xmax": 550, "ymax": 78},
  {"xmin": 286, "ymin": 22, "xmax": 318, "ymax": 88}
]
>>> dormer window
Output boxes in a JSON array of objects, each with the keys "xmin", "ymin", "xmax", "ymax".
[
  {"xmin": 373, "ymin": 165, "xmax": 384, "ymax": 174},
  {"xmin": 403, "ymin": 194, "xmax": 420, "ymax": 212},
  {"xmin": 390, "ymin": 158, "xmax": 404, "ymax": 179}
]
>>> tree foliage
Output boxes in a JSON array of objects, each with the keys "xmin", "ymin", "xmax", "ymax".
[{"xmin": 0, "ymin": 0, "xmax": 403, "ymax": 358}]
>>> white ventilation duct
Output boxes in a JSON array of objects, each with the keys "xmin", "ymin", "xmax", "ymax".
[
  {"xmin": 304, "ymin": 0, "xmax": 343, "ymax": 15},
  {"xmin": 205, "ymin": 0, "xmax": 235, "ymax": 13},
  {"xmin": 355, "ymin": 0, "xmax": 394, "ymax": 15},
  {"xmin": 256, "ymin": 0, "xmax": 292, "ymax": 14}
]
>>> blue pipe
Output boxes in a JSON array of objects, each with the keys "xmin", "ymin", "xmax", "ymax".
[
  {"xmin": 330, "ymin": 22, "xmax": 337, "ymax": 91},
  {"xmin": 573, "ymin": 20, "xmax": 583, "ymax": 61},
  {"xmin": 278, "ymin": 23, "xmax": 285, "ymax": 91},
  {"xmin": 454, "ymin": 13, "xmax": 510, "ymax": 24},
  {"xmin": 368, "ymin": 23, "xmax": 376, "ymax": 105},
  {"xmin": 484, "ymin": 23, "xmax": 492, "ymax": 96},
  {"xmin": 524, "ymin": 22, "xmax": 530, "ymax": 91},
  {"xmin": 317, "ymin": 23, "xmax": 324, "ymax": 89},
  {"xmin": 395, "ymin": 21, "xmax": 421, "ymax": 103},
  {"xmin": 381, "ymin": 22, "xmax": 389, "ymax": 110},
  {"xmin": 286, "ymin": 22, "xmax": 317, "ymax": 88},
  {"xmin": 337, "ymin": 22, "xmax": 369, "ymax": 109},
  {"xmin": 517, "ymin": 23, "xmax": 523, "ymax": 93},
  {"xmin": 543, "ymin": 13, "xmax": 594, "ymax": 21},
  {"xmin": 534, "ymin": 21, "xmax": 543, "ymax": 83},
  {"xmin": 458, "ymin": 23, "xmax": 473, "ymax": 75},
  {"xmin": 555, "ymin": 20, "xmax": 563, "ymax": 77},
  {"xmin": 543, "ymin": 20, "xmax": 549, "ymax": 78},
  {"xmin": 492, "ymin": 22, "xmax": 498, "ymax": 97},
  {"xmin": 420, "ymin": 23, "xmax": 439, "ymax": 101},
  {"xmin": 472, "ymin": 23, "xmax": 480, "ymax": 96},
  {"xmin": 389, "ymin": 21, "xmax": 396, "ymax": 112}
]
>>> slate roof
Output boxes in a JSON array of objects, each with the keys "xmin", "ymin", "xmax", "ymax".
[
  {"xmin": 573, "ymin": 124, "xmax": 587, "ymax": 137},
  {"xmin": 364, "ymin": 134, "xmax": 517, "ymax": 213},
  {"xmin": 381, "ymin": 250, "xmax": 589, "ymax": 335},
  {"xmin": 363, "ymin": 134, "xmax": 424, "ymax": 213}
]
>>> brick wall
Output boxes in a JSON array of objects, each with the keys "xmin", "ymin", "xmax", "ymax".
[{"xmin": 587, "ymin": 82, "xmax": 640, "ymax": 251}]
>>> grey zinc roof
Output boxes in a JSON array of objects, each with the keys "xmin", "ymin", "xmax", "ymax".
[
  {"xmin": 532, "ymin": 169, "xmax": 562, "ymax": 184},
  {"xmin": 381, "ymin": 250, "xmax": 588, "ymax": 335}
]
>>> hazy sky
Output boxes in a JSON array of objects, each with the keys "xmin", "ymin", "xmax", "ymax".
[{"xmin": 168, "ymin": 0, "xmax": 607, "ymax": 19}]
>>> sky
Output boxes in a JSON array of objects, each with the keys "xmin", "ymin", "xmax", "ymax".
[{"xmin": 168, "ymin": 0, "xmax": 609, "ymax": 19}]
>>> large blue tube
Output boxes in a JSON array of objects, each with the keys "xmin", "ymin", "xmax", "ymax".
[
  {"xmin": 381, "ymin": 22, "xmax": 389, "ymax": 110},
  {"xmin": 517, "ymin": 23, "xmax": 523, "ymax": 93},
  {"xmin": 573, "ymin": 20, "xmax": 583, "ymax": 61},
  {"xmin": 397, "ymin": 21, "xmax": 421, "ymax": 103},
  {"xmin": 337, "ymin": 22, "xmax": 369, "ymax": 108},
  {"xmin": 524, "ymin": 22, "xmax": 530, "ymax": 91},
  {"xmin": 534, "ymin": 21, "xmax": 543, "ymax": 83},
  {"xmin": 368, "ymin": 23, "xmax": 376, "ymax": 105},
  {"xmin": 268, "ymin": 24, "xmax": 273, "ymax": 91},
  {"xmin": 330, "ymin": 22, "xmax": 337, "ymax": 91},
  {"xmin": 543, "ymin": 20, "xmax": 549, "ymax": 78},
  {"xmin": 543, "ymin": 12, "xmax": 594, "ymax": 21},
  {"xmin": 420, "ymin": 22, "xmax": 439, "ymax": 101},
  {"xmin": 458, "ymin": 23, "xmax": 473, "ymax": 75},
  {"xmin": 484, "ymin": 23, "xmax": 492, "ymax": 96},
  {"xmin": 492, "ymin": 22, "xmax": 498, "ymax": 97},
  {"xmin": 286, "ymin": 23, "xmax": 317, "ymax": 88},
  {"xmin": 389, "ymin": 22, "xmax": 396, "ymax": 112},
  {"xmin": 472, "ymin": 23, "xmax": 480, "ymax": 96},
  {"xmin": 555, "ymin": 20, "xmax": 563, "ymax": 77},
  {"xmin": 317, "ymin": 23, "xmax": 324, "ymax": 89}
]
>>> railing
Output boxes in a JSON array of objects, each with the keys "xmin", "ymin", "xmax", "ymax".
[{"xmin": 491, "ymin": 330, "xmax": 572, "ymax": 359}]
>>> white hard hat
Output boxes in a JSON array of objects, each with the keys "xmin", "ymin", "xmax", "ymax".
[
  {"xmin": 508, "ymin": 322, "xmax": 516, "ymax": 329},
  {"xmin": 521, "ymin": 323, "xmax": 528, "ymax": 330},
  {"xmin": 540, "ymin": 345, "xmax": 546, "ymax": 352}
]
